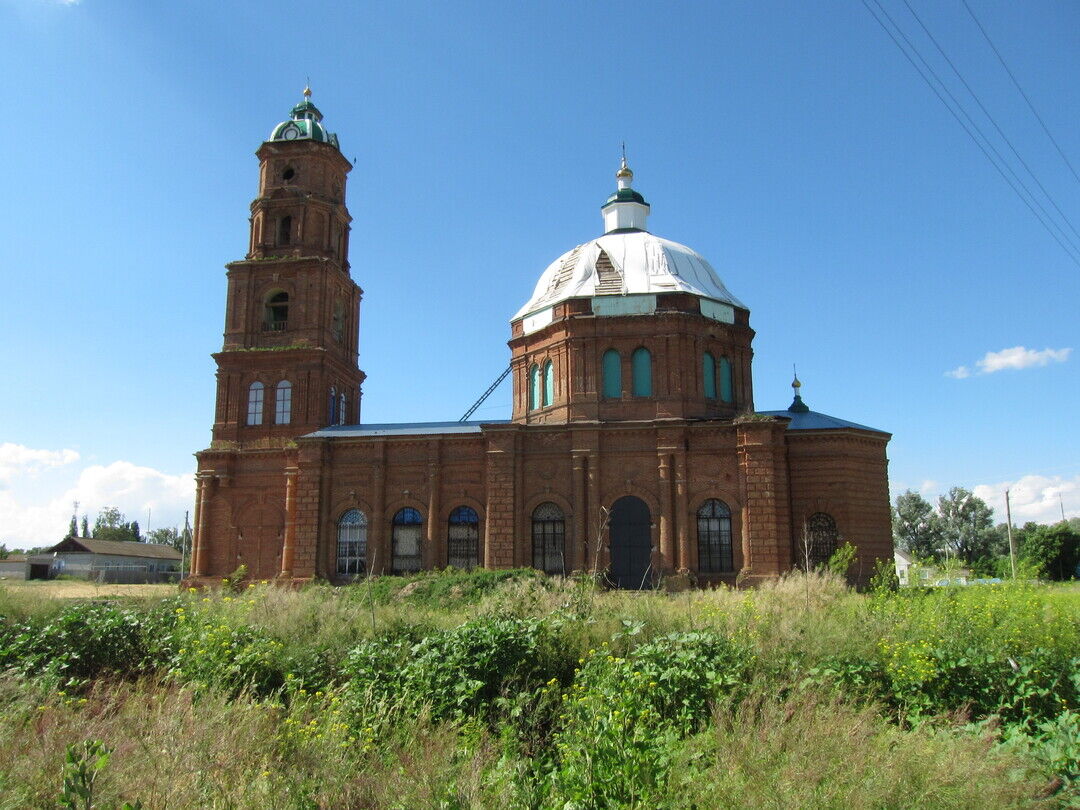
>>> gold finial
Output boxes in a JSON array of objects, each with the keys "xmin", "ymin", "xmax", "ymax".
[
  {"xmin": 616, "ymin": 143, "xmax": 633, "ymax": 180},
  {"xmin": 792, "ymin": 364, "xmax": 801, "ymax": 389},
  {"xmin": 303, "ymin": 84, "xmax": 312, "ymax": 99}
]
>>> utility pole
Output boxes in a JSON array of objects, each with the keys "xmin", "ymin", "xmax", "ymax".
[
  {"xmin": 1061, "ymin": 493, "xmax": 1067, "ymax": 523},
  {"xmin": 1005, "ymin": 489, "xmax": 1016, "ymax": 580}
]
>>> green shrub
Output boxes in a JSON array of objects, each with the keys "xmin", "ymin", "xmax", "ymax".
[
  {"xmin": 548, "ymin": 629, "xmax": 753, "ymax": 806},
  {"xmin": 341, "ymin": 615, "xmax": 559, "ymax": 724}
]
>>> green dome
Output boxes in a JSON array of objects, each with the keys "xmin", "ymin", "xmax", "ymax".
[
  {"xmin": 267, "ymin": 90, "xmax": 340, "ymax": 150},
  {"xmin": 602, "ymin": 187, "xmax": 647, "ymax": 207}
]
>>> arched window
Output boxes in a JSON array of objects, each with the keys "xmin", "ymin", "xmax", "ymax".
[
  {"xmin": 264, "ymin": 291, "xmax": 289, "ymax": 331},
  {"xmin": 632, "ymin": 347, "xmax": 652, "ymax": 396},
  {"xmin": 602, "ymin": 349, "xmax": 621, "ymax": 399},
  {"xmin": 246, "ymin": 382, "xmax": 264, "ymax": 426},
  {"xmin": 447, "ymin": 506, "xmax": 479, "ymax": 570},
  {"xmin": 542, "ymin": 360, "xmax": 554, "ymax": 407},
  {"xmin": 703, "ymin": 352, "xmax": 717, "ymax": 400},
  {"xmin": 338, "ymin": 392, "xmax": 347, "ymax": 425},
  {"xmin": 274, "ymin": 380, "xmax": 292, "ymax": 425},
  {"xmin": 277, "ymin": 215, "xmax": 292, "ymax": 245},
  {"xmin": 336, "ymin": 509, "xmax": 367, "ymax": 576},
  {"xmin": 532, "ymin": 502, "xmax": 565, "ymax": 576},
  {"xmin": 719, "ymin": 357, "xmax": 733, "ymax": 403},
  {"xmin": 392, "ymin": 507, "xmax": 423, "ymax": 574},
  {"xmin": 328, "ymin": 386, "xmax": 337, "ymax": 425},
  {"xmin": 804, "ymin": 512, "xmax": 838, "ymax": 570},
  {"xmin": 697, "ymin": 499, "xmax": 733, "ymax": 573},
  {"xmin": 529, "ymin": 364, "xmax": 540, "ymax": 410}
]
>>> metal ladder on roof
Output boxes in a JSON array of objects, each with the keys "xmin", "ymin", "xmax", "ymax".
[{"xmin": 459, "ymin": 365, "xmax": 512, "ymax": 422}]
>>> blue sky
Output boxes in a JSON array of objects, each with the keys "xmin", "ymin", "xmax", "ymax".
[{"xmin": 2, "ymin": 0, "xmax": 1077, "ymax": 546}]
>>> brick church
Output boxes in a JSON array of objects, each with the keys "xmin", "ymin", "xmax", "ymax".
[{"xmin": 190, "ymin": 91, "xmax": 893, "ymax": 589}]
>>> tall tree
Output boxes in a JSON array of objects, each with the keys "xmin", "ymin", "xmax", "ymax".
[
  {"xmin": 92, "ymin": 507, "xmax": 139, "ymax": 543},
  {"xmin": 1021, "ymin": 523, "xmax": 1080, "ymax": 581},
  {"xmin": 937, "ymin": 487, "xmax": 994, "ymax": 564},
  {"xmin": 80, "ymin": 515, "xmax": 89, "ymax": 538},
  {"xmin": 892, "ymin": 490, "xmax": 941, "ymax": 558}
]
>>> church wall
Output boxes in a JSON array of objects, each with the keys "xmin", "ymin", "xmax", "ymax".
[{"xmin": 785, "ymin": 431, "xmax": 892, "ymax": 587}]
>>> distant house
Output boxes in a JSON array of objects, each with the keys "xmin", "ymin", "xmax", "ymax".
[
  {"xmin": 0, "ymin": 554, "xmax": 29, "ymax": 580},
  {"xmin": 894, "ymin": 549, "xmax": 915, "ymax": 586},
  {"xmin": 34, "ymin": 537, "xmax": 182, "ymax": 584},
  {"xmin": 894, "ymin": 549, "xmax": 974, "ymax": 587}
]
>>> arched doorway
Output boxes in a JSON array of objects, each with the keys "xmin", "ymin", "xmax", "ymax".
[{"xmin": 609, "ymin": 496, "xmax": 652, "ymax": 589}]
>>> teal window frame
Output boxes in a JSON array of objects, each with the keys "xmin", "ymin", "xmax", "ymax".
[
  {"xmin": 632, "ymin": 347, "xmax": 652, "ymax": 397},
  {"xmin": 529, "ymin": 364, "xmax": 540, "ymax": 410},
  {"xmin": 703, "ymin": 352, "xmax": 716, "ymax": 399},
  {"xmin": 602, "ymin": 349, "xmax": 621, "ymax": 399},
  {"xmin": 542, "ymin": 360, "xmax": 554, "ymax": 407},
  {"xmin": 719, "ymin": 357, "xmax": 733, "ymax": 403}
]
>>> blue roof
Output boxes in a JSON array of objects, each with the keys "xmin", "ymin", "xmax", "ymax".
[
  {"xmin": 758, "ymin": 409, "xmax": 888, "ymax": 434},
  {"xmin": 305, "ymin": 420, "xmax": 510, "ymax": 438}
]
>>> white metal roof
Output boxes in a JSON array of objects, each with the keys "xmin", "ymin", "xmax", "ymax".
[{"xmin": 513, "ymin": 230, "xmax": 745, "ymax": 321}]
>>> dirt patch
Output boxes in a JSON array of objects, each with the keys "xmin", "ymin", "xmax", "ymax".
[{"xmin": 0, "ymin": 580, "xmax": 177, "ymax": 600}]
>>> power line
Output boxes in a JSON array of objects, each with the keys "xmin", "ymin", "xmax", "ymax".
[
  {"xmin": 868, "ymin": 0, "xmax": 1080, "ymax": 261},
  {"xmin": 859, "ymin": 0, "xmax": 1080, "ymax": 268},
  {"xmin": 901, "ymin": 0, "xmax": 1080, "ymax": 247},
  {"xmin": 961, "ymin": 0, "xmax": 1080, "ymax": 191}
]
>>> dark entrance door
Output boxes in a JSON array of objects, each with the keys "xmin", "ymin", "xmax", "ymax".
[{"xmin": 609, "ymin": 496, "xmax": 652, "ymax": 590}]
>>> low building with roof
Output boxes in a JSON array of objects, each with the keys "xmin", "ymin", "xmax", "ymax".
[
  {"xmin": 189, "ymin": 93, "xmax": 893, "ymax": 589},
  {"xmin": 37, "ymin": 537, "xmax": 182, "ymax": 583}
]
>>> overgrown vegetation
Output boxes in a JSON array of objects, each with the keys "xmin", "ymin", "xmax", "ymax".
[{"xmin": 0, "ymin": 571, "xmax": 1077, "ymax": 808}]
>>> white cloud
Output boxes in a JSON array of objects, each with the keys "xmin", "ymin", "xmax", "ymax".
[
  {"xmin": 0, "ymin": 442, "xmax": 79, "ymax": 487},
  {"xmin": 0, "ymin": 447, "xmax": 194, "ymax": 549},
  {"xmin": 973, "ymin": 474, "xmax": 1079, "ymax": 525},
  {"xmin": 947, "ymin": 346, "xmax": 1071, "ymax": 379},
  {"xmin": 977, "ymin": 346, "xmax": 1071, "ymax": 373}
]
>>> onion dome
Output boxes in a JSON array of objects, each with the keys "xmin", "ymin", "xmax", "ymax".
[
  {"xmin": 514, "ymin": 158, "xmax": 744, "ymax": 326},
  {"xmin": 788, "ymin": 373, "xmax": 810, "ymax": 413},
  {"xmin": 268, "ymin": 86, "xmax": 341, "ymax": 149}
]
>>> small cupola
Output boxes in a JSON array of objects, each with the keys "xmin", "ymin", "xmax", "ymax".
[
  {"xmin": 268, "ymin": 86, "xmax": 341, "ymax": 149},
  {"xmin": 788, "ymin": 373, "xmax": 810, "ymax": 413},
  {"xmin": 601, "ymin": 151, "xmax": 650, "ymax": 233}
]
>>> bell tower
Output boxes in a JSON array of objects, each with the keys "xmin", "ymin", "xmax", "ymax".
[{"xmin": 209, "ymin": 88, "xmax": 365, "ymax": 443}]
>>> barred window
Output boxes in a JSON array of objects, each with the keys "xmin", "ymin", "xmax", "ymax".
[
  {"xmin": 804, "ymin": 512, "xmax": 838, "ymax": 570},
  {"xmin": 697, "ymin": 499, "xmax": 733, "ymax": 573},
  {"xmin": 264, "ymin": 291, "xmax": 288, "ymax": 331},
  {"xmin": 532, "ymin": 502, "xmax": 565, "ymax": 576},
  {"xmin": 247, "ymin": 382, "xmax": 264, "ymax": 426},
  {"xmin": 274, "ymin": 380, "xmax": 292, "ymax": 425},
  {"xmin": 447, "ymin": 506, "xmax": 479, "ymax": 570},
  {"xmin": 336, "ymin": 509, "xmax": 367, "ymax": 576},
  {"xmin": 392, "ymin": 507, "xmax": 423, "ymax": 574}
]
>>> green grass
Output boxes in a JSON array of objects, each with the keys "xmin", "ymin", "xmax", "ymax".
[{"xmin": 0, "ymin": 570, "xmax": 1076, "ymax": 808}]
